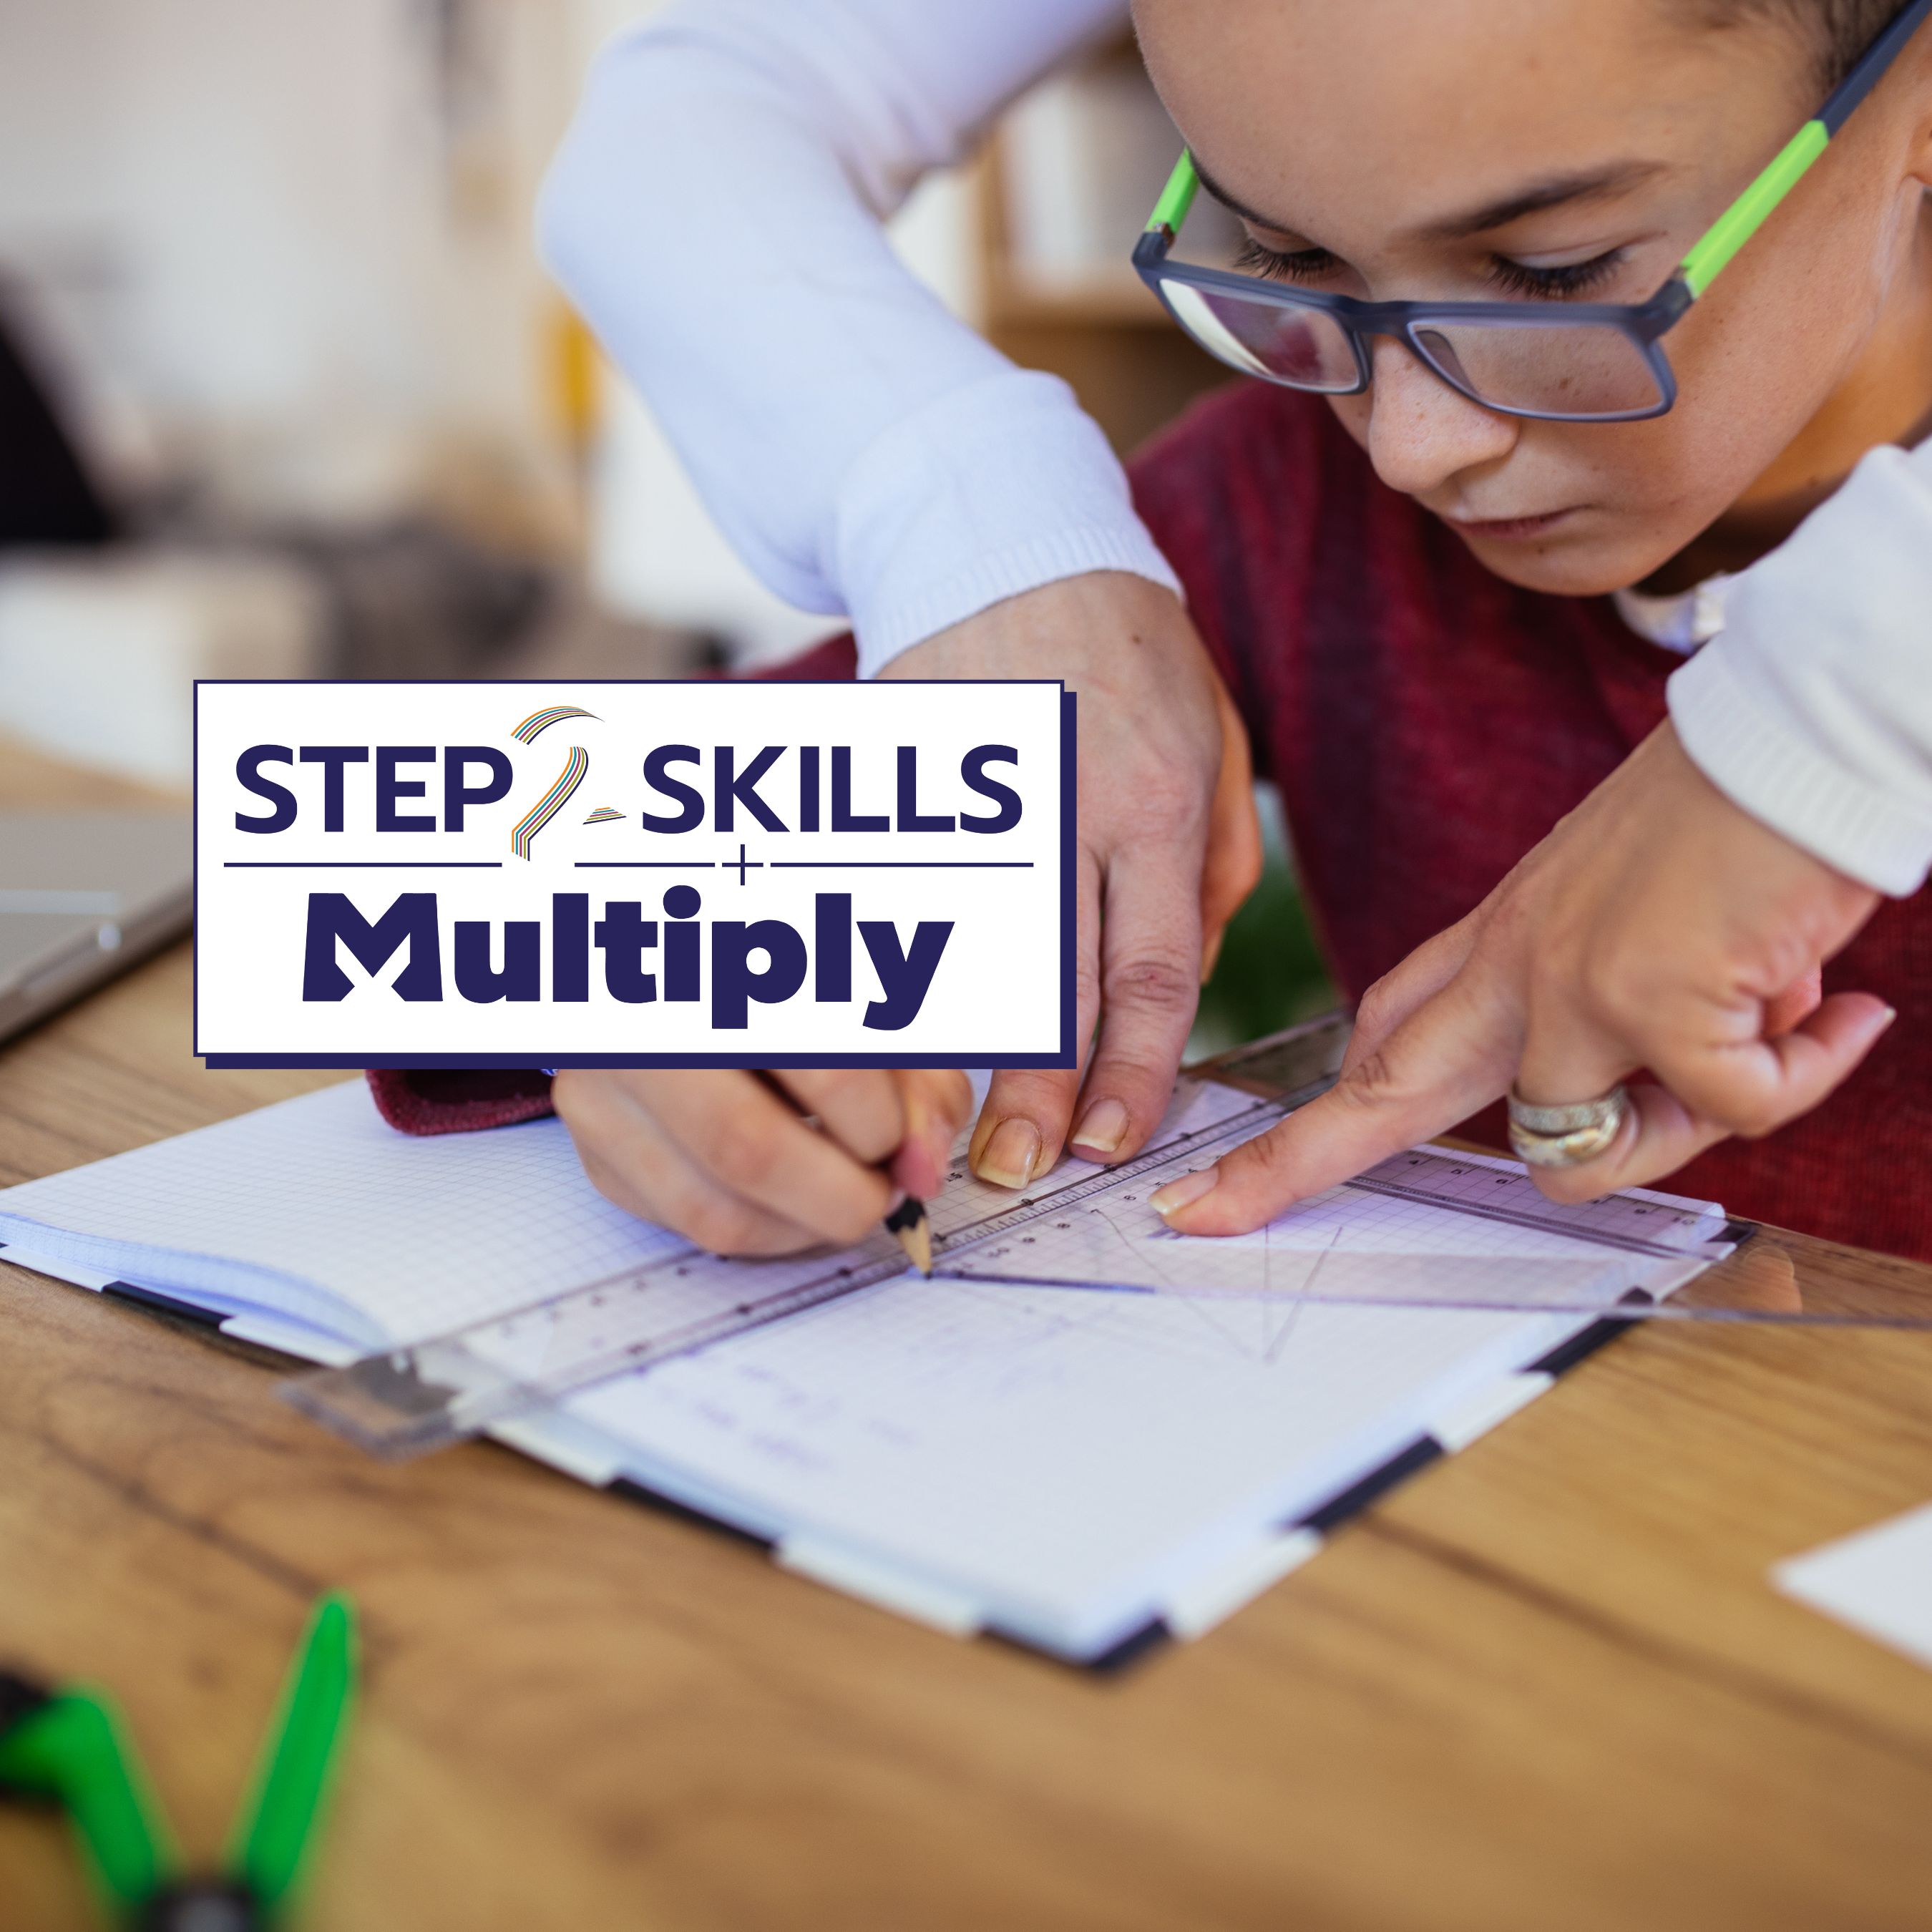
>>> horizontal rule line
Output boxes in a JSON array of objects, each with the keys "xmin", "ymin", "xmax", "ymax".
[
  {"xmin": 768, "ymin": 861, "xmax": 1035, "ymax": 869},
  {"xmin": 220, "ymin": 857, "xmax": 1030, "ymax": 869},
  {"xmin": 221, "ymin": 860, "xmax": 504, "ymax": 869}
]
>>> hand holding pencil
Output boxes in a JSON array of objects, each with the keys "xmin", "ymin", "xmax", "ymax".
[{"xmin": 551, "ymin": 1066, "xmax": 972, "ymax": 1261}]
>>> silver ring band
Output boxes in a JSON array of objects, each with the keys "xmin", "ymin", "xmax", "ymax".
[{"xmin": 1507, "ymin": 1083, "xmax": 1630, "ymax": 1169}]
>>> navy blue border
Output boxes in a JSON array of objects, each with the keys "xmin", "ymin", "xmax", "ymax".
[
  {"xmin": 1522, "ymin": 1315, "xmax": 1639, "ymax": 1378},
  {"xmin": 1296, "ymin": 1436, "xmax": 1443, "ymax": 1535},
  {"xmin": 605, "ymin": 1475, "xmax": 777, "ymax": 1552},
  {"xmin": 193, "ymin": 678, "xmax": 1077, "ymax": 1072},
  {"xmin": 102, "ymin": 1280, "xmax": 227, "ymax": 1330}
]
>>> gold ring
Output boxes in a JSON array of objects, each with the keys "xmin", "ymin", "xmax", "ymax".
[{"xmin": 1506, "ymin": 1083, "xmax": 1630, "ymax": 1169}]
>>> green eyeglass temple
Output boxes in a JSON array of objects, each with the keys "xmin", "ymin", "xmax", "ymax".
[{"xmin": 1145, "ymin": 0, "xmax": 1932, "ymax": 305}]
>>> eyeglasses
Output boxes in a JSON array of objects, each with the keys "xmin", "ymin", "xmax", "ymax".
[{"xmin": 1133, "ymin": 0, "xmax": 1932, "ymax": 423}]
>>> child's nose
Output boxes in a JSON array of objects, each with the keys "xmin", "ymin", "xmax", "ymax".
[{"xmin": 1361, "ymin": 335, "xmax": 1519, "ymax": 496}]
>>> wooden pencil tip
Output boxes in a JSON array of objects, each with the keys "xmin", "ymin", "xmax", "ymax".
[{"xmin": 889, "ymin": 1199, "xmax": 933, "ymax": 1277}]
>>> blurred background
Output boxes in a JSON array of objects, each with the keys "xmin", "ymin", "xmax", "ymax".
[{"xmin": 0, "ymin": 0, "xmax": 1332, "ymax": 1050}]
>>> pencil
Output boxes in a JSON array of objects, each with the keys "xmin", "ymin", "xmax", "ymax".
[
  {"xmin": 787, "ymin": 1094, "xmax": 935, "ymax": 1275},
  {"xmin": 884, "ymin": 1195, "xmax": 933, "ymax": 1277}
]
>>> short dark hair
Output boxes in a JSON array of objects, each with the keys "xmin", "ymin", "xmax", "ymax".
[{"xmin": 1692, "ymin": 1, "xmax": 1903, "ymax": 89}]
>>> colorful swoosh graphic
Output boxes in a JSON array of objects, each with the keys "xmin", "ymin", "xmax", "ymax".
[
  {"xmin": 512, "ymin": 704, "xmax": 598, "ymax": 744},
  {"xmin": 512, "ymin": 745, "xmax": 588, "ymax": 859},
  {"xmin": 582, "ymin": 806, "xmax": 624, "ymax": 824}
]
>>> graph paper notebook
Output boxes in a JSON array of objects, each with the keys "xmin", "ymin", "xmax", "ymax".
[{"xmin": 0, "ymin": 1037, "xmax": 1720, "ymax": 1662}]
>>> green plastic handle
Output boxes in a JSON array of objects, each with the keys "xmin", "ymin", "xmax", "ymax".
[
  {"xmin": 0, "ymin": 1690, "xmax": 178, "ymax": 1909},
  {"xmin": 226, "ymin": 1592, "xmax": 358, "ymax": 1915}
]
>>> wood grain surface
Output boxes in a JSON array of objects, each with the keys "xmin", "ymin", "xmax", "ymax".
[{"xmin": 3, "ymin": 738, "xmax": 1931, "ymax": 1930}]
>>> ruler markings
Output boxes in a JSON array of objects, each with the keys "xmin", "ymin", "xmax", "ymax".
[{"xmin": 291, "ymin": 1073, "xmax": 1722, "ymax": 1455}]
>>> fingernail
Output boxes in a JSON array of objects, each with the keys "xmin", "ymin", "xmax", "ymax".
[
  {"xmin": 975, "ymin": 1118, "xmax": 1040, "ymax": 1189},
  {"xmin": 1151, "ymin": 1167, "xmax": 1219, "ymax": 1217},
  {"xmin": 885, "ymin": 1186, "xmax": 907, "ymax": 1215},
  {"xmin": 1201, "ymin": 930, "xmax": 1224, "ymax": 985},
  {"xmin": 1880, "ymin": 1005, "xmax": 1899, "ymax": 1029},
  {"xmin": 1070, "ymin": 1098, "xmax": 1129, "ymax": 1156}
]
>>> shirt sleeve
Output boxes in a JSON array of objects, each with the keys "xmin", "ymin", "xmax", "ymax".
[
  {"xmin": 365, "ymin": 1069, "xmax": 556, "ymax": 1134},
  {"xmin": 537, "ymin": 0, "xmax": 1179, "ymax": 678},
  {"xmin": 1668, "ymin": 436, "xmax": 1932, "ymax": 896}
]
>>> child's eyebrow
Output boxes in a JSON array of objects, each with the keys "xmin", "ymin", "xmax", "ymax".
[
  {"xmin": 1418, "ymin": 162, "xmax": 1670, "ymax": 239},
  {"xmin": 1192, "ymin": 155, "xmax": 1668, "ymax": 243}
]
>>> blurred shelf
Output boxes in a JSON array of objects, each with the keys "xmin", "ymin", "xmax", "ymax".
[
  {"xmin": 983, "ymin": 275, "xmax": 1171, "ymax": 331},
  {"xmin": 976, "ymin": 85, "xmax": 1233, "ymax": 458}
]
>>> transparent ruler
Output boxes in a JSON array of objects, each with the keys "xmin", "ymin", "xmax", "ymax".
[
  {"xmin": 283, "ymin": 1078, "xmax": 1302, "ymax": 1460},
  {"xmin": 283, "ymin": 1019, "xmax": 1932, "ymax": 1461},
  {"xmin": 939, "ymin": 1139, "xmax": 1735, "ymax": 1313}
]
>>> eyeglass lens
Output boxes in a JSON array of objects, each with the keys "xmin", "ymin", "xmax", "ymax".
[
  {"xmin": 1159, "ymin": 276, "xmax": 1664, "ymax": 418},
  {"xmin": 1408, "ymin": 321, "xmax": 1663, "ymax": 417},
  {"xmin": 1159, "ymin": 279, "xmax": 1360, "ymax": 392}
]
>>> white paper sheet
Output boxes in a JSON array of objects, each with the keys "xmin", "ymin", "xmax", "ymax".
[{"xmin": 1774, "ymin": 1503, "xmax": 1932, "ymax": 1672}]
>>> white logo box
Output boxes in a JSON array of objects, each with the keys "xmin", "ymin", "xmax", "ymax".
[{"xmin": 194, "ymin": 680, "xmax": 1072, "ymax": 1068}]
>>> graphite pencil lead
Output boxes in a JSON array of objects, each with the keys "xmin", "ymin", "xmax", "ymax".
[{"xmin": 884, "ymin": 1196, "xmax": 933, "ymax": 1277}]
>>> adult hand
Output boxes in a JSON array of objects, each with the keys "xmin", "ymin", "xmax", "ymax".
[
  {"xmin": 554, "ymin": 1068, "xmax": 972, "ymax": 1256},
  {"xmin": 884, "ymin": 571, "xmax": 1263, "ymax": 1190},
  {"xmin": 1151, "ymin": 721, "xmax": 1894, "ymax": 1234}
]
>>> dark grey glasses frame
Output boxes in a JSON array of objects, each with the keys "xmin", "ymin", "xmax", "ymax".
[
  {"xmin": 1132, "ymin": 0, "xmax": 1932, "ymax": 423},
  {"xmin": 1131, "ymin": 238, "xmax": 1690, "ymax": 422}
]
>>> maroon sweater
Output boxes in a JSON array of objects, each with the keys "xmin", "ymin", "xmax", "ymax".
[{"xmin": 371, "ymin": 384, "xmax": 1932, "ymax": 1259}]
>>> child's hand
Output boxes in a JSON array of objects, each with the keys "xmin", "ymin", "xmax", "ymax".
[
  {"xmin": 885, "ymin": 573, "xmax": 1262, "ymax": 1191},
  {"xmin": 552, "ymin": 1068, "xmax": 973, "ymax": 1255},
  {"xmin": 1151, "ymin": 722, "xmax": 1893, "ymax": 1234}
]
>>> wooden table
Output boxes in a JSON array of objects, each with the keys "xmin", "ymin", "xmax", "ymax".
[{"xmin": 4, "ymin": 740, "xmax": 1932, "ymax": 1931}]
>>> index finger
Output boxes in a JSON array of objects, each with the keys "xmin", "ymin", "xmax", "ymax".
[
  {"xmin": 769, "ymin": 1068, "xmax": 907, "ymax": 1166},
  {"xmin": 1530, "ymin": 992, "xmax": 1896, "ymax": 1204},
  {"xmin": 889, "ymin": 1068, "xmax": 975, "ymax": 1199},
  {"xmin": 641, "ymin": 1069, "xmax": 899, "ymax": 1247},
  {"xmin": 1063, "ymin": 839, "xmax": 1208, "ymax": 1165},
  {"xmin": 970, "ymin": 844, "xmax": 1103, "ymax": 1187},
  {"xmin": 1149, "ymin": 967, "xmax": 1521, "ymax": 1236}
]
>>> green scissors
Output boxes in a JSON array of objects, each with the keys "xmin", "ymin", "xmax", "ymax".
[{"xmin": 0, "ymin": 1593, "xmax": 356, "ymax": 1930}]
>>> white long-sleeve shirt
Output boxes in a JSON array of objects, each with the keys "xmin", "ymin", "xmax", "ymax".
[
  {"xmin": 539, "ymin": 0, "xmax": 1932, "ymax": 899},
  {"xmin": 1667, "ymin": 440, "xmax": 1932, "ymax": 896},
  {"xmin": 537, "ymin": 0, "xmax": 1175, "ymax": 673}
]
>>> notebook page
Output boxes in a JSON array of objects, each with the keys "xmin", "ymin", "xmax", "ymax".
[
  {"xmin": 0, "ymin": 1075, "xmax": 1262, "ymax": 1350},
  {"xmin": 0, "ymin": 1080, "xmax": 692, "ymax": 1347},
  {"xmin": 562, "ymin": 1273, "xmax": 1584, "ymax": 1656}
]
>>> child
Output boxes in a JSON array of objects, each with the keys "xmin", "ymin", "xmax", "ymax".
[{"xmin": 380, "ymin": 0, "xmax": 1932, "ymax": 1258}]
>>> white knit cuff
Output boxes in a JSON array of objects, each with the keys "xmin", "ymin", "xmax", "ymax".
[
  {"xmin": 1669, "ymin": 643, "xmax": 1932, "ymax": 896},
  {"xmin": 831, "ymin": 369, "xmax": 1182, "ymax": 678}
]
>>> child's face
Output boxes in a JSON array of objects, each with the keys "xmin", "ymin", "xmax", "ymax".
[{"xmin": 1136, "ymin": 0, "xmax": 1932, "ymax": 595}]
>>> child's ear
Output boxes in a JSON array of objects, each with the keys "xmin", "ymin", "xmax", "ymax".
[
  {"xmin": 1904, "ymin": 47, "xmax": 1932, "ymax": 192},
  {"xmin": 1908, "ymin": 109, "xmax": 1932, "ymax": 192}
]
